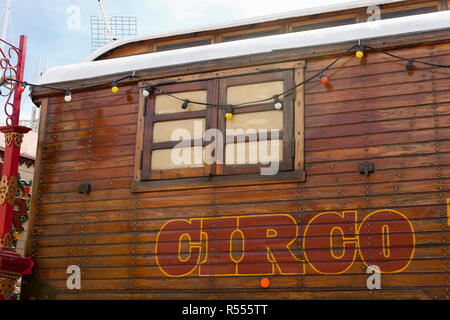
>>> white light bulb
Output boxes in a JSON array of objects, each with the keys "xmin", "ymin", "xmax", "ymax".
[
  {"xmin": 64, "ymin": 91, "xmax": 72, "ymax": 102},
  {"xmin": 274, "ymin": 102, "xmax": 283, "ymax": 110},
  {"xmin": 142, "ymin": 89, "xmax": 150, "ymax": 97}
]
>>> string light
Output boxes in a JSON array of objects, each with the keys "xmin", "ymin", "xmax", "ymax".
[
  {"xmin": 273, "ymin": 95, "xmax": 283, "ymax": 110},
  {"xmin": 64, "ymin": 89, "xmax": 72, "ymax": 102},
  {"xmin": 142, "ymin": 85, "xmax": 153, "ymax": 97},
  {"xmin": 111, "ymin": 81, "xmax": 119, "ymax": 93},
  {"xmin": 406, "ymin": 59, "xmax": 414, "ymax": 71},
  {"xmin": 225, "ymin": 105, "xmax": 233, "ymax": 119},
  {"xmin": 356, "ymin": 45, "xmax": 364, "ymax": 59},
  {"xmin": 320, "ymin": 72, "xmax": 329, "ymax": 85},
  {"xmin": 181, "ymin": 99, "xmax": 190, "ymax": 110},
  {"xmin": 2, "ymin": 43, "xmax": 448, "ymax": 115}
]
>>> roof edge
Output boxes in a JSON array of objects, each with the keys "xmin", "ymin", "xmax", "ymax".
[
  {"xmin": 84, "ymin": 0, "xmax": 405, "ymax": 62},
  {"xmin": 38, "ymin": 10, "xmax": 450, "ymax": 87}
]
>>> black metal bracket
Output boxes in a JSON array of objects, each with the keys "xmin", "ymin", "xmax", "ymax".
[
  {"xmin": 77, "ymin": 183, "xmax": 91, "ymax": 194},
  {"xmin": 359, "ymin": 162, "xmax": 375, "ymax": 177}
]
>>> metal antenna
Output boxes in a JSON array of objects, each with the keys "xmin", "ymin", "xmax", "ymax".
[
  {"xmin": 90, "ymin": 14, "xmax": 136, "ymax": 51},
  {"xmin": 98, "ymin": 0, "xmax": 113, "ymax": 42}
]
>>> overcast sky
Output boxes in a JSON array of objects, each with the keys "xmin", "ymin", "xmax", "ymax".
[{"xmin": 0, "ymin": 0, "xmax": 370, "ymax": 122}]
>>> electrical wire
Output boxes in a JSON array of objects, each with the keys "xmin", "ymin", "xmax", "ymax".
[
  {"xmin": 135, "ymin": 44, "xmax": 359, "ymax": 109},
  {"xmin": 4, "ymin": 73, "xmax": 133, "ymax": 93},
  {"xmin": 3, "ymin": 42, "xmax": 450, "ymax": 109},
  {"xmin": 364, "ymin": 44, "xmax": 450, "ymax": 68}
]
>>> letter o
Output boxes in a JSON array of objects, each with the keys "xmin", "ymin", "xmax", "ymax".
[{"xmin": 358, "ymin": 210, "xmax": 415, "ymax": 273}]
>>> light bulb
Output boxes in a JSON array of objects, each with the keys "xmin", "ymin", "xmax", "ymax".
[
  {"xmin": 406, "ymin": 59, "xmax": 414, "ymax": 71},
  {"xmin": 143, "ymin": 85, "xmax": 153, "ymax": 97},
  {"xmin": 225, "ymin": 105, "xmax": 233, "ymax": 119},
  {"xmin": 64, "ymin": 90, "xmax": 72, "ymax": 102},
  {"xmin": 273, "ymin": 95, "xmax": 283, "ymax": 110},
  {"xmin": 111, "ymin": 81, "xmax": 119, "ymax": 93},
  {"xmin": 356, "ymin": 45, "xmax": 364, "ymax": 59},
  {"xmin": 181, "ymin": 99, "xmax": 190, "ymax": 110}
]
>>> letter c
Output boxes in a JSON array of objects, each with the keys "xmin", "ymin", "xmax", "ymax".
[{"xmin": 156, "ymin": 219, "xmax": 202, "ymax": 277}]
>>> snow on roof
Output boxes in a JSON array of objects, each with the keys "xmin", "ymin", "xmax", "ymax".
[
  {"xmin": 85, "ymin": 0, "xmax": 405, "ymax": 62},
  {"xmin": 38, "ymin": 11, "xmax": 450, "ymax": 86}
]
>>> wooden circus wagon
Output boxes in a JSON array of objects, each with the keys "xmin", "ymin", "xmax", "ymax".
[{"xmin": 22, "ymin": 0, "xmax": 450, "ymax": 300}]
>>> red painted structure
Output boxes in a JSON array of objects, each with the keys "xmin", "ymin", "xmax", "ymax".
[{"xmin": 0, "ymin": 35, "xmax": 32, "ymax": 300}]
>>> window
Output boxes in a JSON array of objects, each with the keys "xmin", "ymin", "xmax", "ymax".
[
  {"xmin": 133, "ymin": 62, "xmax": 305, "ymax": 192},
  {"xmin": 155, "ymin": 38, "xmax": 213, "ymax": 52},
  {"xmin": 218, "ymin": 71, "xmax": 294, "ymax": 175},
  {"xmin": 140, "ymin": 80, "xmax": 216, "ymax": 180},
  {"xmin": 380, "ymin": 4, "xmax": 437, "ymax": 20},
  {"xmin": 291, "ymin": 17, "xmax": 356, "ymax": 33},
  {"xmin": 220, "ymin": 26, "xmax": 283, "ymax": 42}
]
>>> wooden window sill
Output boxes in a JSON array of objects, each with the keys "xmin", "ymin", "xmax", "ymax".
[{"xmin": 131, "ymin": 170, "xmax": 305, "ymax": 193}]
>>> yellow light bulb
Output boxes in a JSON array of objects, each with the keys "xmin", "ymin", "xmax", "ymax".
[
  {"xmin": 112, "ymin": 86, "xmax": 119, "ymax": 93},
  {"xmin": 225, "ymin": 113, "xmax": 233, "ymax": 120},
  {"xmin": 356, "ymin": 51, "xmax": 364, "ymax": 59}
]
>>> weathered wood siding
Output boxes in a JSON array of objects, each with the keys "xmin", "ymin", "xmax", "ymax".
[{"xmin": 27, "ymin": 40, "xmax": 450, "ymax": 300}]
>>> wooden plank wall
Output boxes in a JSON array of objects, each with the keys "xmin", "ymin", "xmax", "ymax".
[
  {"xmin": 300, "ymin": 41, "xmax": 449, "ymax": 300},
  {"xmin": 28, "ymin": 41, "xmax": 449, "ymax": 300}
]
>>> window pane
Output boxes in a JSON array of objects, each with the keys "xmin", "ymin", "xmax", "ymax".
[
  {"xmin": 152, "ymin": 147, "xmax": 205, "ymax": 170},
  {"xmin": 155, "ymin": 39, "xmax": 212, "ymax": 52},
  {"xmin": 381, "ymin": 6, "xmax": 436, "ymax": 20},
  {"xmin": 226, "ymin": 110, "xmax": 283, "ymax": 132},
  {"xmin": 225, "ymin": 139, "xmax": 283, "ymax": 165},
  {"xmin": 155, "ymin": 90, "xmax": 207, "ymax": 114},
  {"xmin": 222, "ymin": 28, "xmax": 281, "ymax": 42},
  {"xmin": 227, "ymin": 81, "xmax": 284, "ymax": 106},
  {"xmin": 153, "ymin": 118, "xmax": 205, "ymax": 143},
  {"xmin": 292, "ymin": 17, "xmax": 356, "ymax": 32}
]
